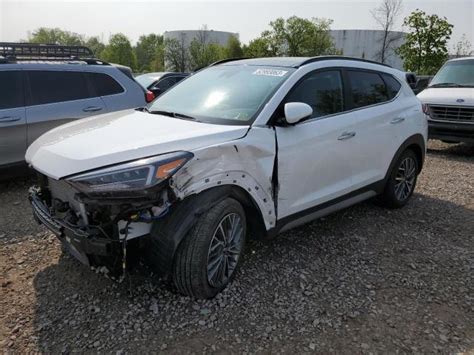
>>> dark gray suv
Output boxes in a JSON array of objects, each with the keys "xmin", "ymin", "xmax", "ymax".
[{"xmin": 0, "ymin": 43, "xmax": 149, "ymax": 169}]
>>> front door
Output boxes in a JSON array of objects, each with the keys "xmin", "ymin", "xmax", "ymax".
[{"xmin": 275, "ymin": 69, "xmax": 359, "ymax": 219}]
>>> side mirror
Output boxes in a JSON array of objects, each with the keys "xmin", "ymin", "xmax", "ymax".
[{"xmin": 284, "ymin": 102, "xmax": 313, "ymax": 124}]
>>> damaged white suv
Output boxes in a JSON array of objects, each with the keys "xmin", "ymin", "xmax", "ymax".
[{"xmin": 26, "ymin": 57, "xmax": 427, "ymax": 298}]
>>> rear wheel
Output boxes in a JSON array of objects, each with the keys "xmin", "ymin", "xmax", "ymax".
[
  {"xmin": 172, "ymin": 198, "xmax": 246, "ymax": 299},
  {"xmin": 380, "ymin": 149, "xmax": 418, "ymax": 209}
]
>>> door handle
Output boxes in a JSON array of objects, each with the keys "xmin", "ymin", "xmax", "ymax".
[
  {"xmin": 82, "ymin": 106, "xmax": 103, "ymax": 113},
  {"xmin": 390, "ymin": 117, "xmax": 405, "ymax": 124},
  {"xmin": 0, "ymin": 116, "xmax": 21, "ymax": 123},
  {"xmin": 337, "ymin": 131, "xmax": 356, "ymax": 140}
]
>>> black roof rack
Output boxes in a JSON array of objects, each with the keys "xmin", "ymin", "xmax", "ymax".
[
  {"xmin": 0, "ymin": 42, "xmax": 108, "ymax": 65},
  {"xmin": 297, "ymin": 56, "xmax": 392, "ymax": 68}
]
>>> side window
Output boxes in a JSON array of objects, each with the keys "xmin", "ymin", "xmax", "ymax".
[
  {"xmin": 286, "ymin": 70, "xmax": 344, "ymax": 118},
  {"xmin": 347, "ymin": 70, "xmax": 389, "ymax": 108},
  {"xmin": 27, "ymin": 71, "xmax": 91, "ymax": 105},
  {"xmin": 87, "ymin": 72, "xmax": 124, "ymax": 96},
  {"xmin": 381, "ymin": 73, "xmax": 402, "ymax": 99},
  {"xmin": 0, "ymin": 71, "xmax": 24, "ymax": 109}
]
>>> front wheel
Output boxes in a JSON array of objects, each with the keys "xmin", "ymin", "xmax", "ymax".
[
  {"xmin": 173, "ymin": 198, "xmax": 246, "ymax": 299},
  {"xmin": 380, "ymin": 149, "xmax": 419, "ymax": 209}
]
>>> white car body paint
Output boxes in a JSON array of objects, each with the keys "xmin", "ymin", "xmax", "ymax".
[{"xmin": 26, "ymin": 109, "xmax": 248, "ymax": 179}]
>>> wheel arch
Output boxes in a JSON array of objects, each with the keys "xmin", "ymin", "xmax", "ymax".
[
  {"xmin": 146, "ymin": 184, "xmax": 267, "ymax": 278},
  {"xmin": 383, "ymin": 134, "xmax": 426, "ymax": 188}
]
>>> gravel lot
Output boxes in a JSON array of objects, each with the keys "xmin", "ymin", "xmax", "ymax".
[{"xmin": 1, "ymin": 140, "xmax": 473, "ymax": 353}]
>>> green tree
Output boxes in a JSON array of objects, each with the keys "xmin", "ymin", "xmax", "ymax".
[
  {"xmin": 243, "ymin": 37, "xmax": 276, "ymax": 58},
  {"xmin": 85, "ymin": 36, "xmax": 105, "ymax": 58},
  {"xmin": 164, "ymin": 37, "xmax": 188, "ymax": 72},
  {"xmin": 28, "ymin": 27, "xmax": 85, "ymax": 46},
  {"xmin": 189, "ymin": 39, "xmax": 225, "ymax": 70},
  {"xmin": 135, "ymin": 34, "xmax": 164, "ymax": 72},
  {"xmin": 254, "ymin": 16, "xmax": 339, "ymax": 57},
  {"xmin": 101, "ymin": 33, "xmax": 137, "ymax": 70},
  {"xmin": 397, "ymin": 10, "xmax": 453, "ymax": 74},
  {"xmin": 223, "ymin": 35, "xmax": 243, "ymax": 58}
]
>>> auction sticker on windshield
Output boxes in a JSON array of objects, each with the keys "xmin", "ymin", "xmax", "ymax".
[{"xmin": 253, "ymin": 68, "xmax": 288, "ymax": 77}]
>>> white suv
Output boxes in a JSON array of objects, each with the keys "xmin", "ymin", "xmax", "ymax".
[{"xmin": 26, "ymin": 57, "xmax": 427, "ymax": 298}]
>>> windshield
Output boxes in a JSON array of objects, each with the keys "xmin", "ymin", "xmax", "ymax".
[
  {"xmin": 429, "ymin": 59, "xmax": 474, "ymax": 87},
  {"xmin": 148, "ymin": 65, "xmax": 294, "ymax": 125},
  {"xmin": 135, "ymin": 73, "xmax": 163, "ymax": 88}
]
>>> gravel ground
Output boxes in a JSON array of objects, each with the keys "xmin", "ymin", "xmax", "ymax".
[{"xmin": 1, "ymin": 140, "xmax": 473, "ymax": 353}]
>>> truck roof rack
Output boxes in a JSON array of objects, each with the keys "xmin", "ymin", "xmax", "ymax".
[{"xmin": 0, "ymin": 42, "xmax": 108, "ymax": 65}]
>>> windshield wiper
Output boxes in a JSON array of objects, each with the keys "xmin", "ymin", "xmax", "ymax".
[
  {"xmin": 429, "ymin": 82, "xmax": 466, "ymax": 88},
  {"xmin": 148, "ymin": 110, "xmax": 197, "ymax": 121}
]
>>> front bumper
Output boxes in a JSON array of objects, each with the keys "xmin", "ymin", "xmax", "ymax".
[
  {"xmin": 29, "ymin": 190, "xmax": 120, "ymax": 266},
  {"xmin": 428, "ymin": 120, "xmax": 474, "ymax": 143}
]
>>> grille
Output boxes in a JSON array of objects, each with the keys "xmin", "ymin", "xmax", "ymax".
[{"xmin": 428, "ymin": 105, "xmax": 474, "ymax": 123}]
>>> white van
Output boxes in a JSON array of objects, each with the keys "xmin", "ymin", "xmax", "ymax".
[{"xmin": 417, "ymin": 57, "xmax": 474, "ymax": 144}]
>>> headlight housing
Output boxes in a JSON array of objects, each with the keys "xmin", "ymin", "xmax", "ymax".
[{"xmin": 67, "ymin": 151, "xmax": 193, "ymax": 196}]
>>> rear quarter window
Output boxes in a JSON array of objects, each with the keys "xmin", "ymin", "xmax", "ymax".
[
  {"xmin": 381, "ymin": 74, "xmax": 402, "ymax": 99},
  {"xmin": 87, "ymin": 72, "xmax": 124, "ymax": 96}
]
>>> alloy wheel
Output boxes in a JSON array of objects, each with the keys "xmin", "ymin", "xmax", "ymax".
[
  {"xmin": 394, "ymin": 157, "xmax": 416, "ymax": 201},
  {"xmin": 207, "ymin": 213, "xmax": 244, "ymax": 287}
]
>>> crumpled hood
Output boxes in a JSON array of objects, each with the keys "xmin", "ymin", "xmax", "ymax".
[
  {"xmin": 417, "ymin": 87, "xmax": 474, "ymax": 106},
  {"xmin": 26, "ymin": 109, "xmax": 248, "ymax": 179}
]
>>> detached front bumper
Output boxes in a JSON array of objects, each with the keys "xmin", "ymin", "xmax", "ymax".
[
  {"xmin": 428, "ymin": 120, "xmax": 474, "ymax": 143},
  {"xmin": 29, "ymin": 189, "xmax": 120, "ymax": 267}
]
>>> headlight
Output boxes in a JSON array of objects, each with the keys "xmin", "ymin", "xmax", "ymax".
[{"xmin": 67, "ymin": 151, "xmax": 193, "ymax": 195}]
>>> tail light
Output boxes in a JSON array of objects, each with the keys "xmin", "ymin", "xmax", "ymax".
[
  {"xmin": 422, "ymin": 103, "xmax": 430, "ymax": 116},
  {"xmin": 145, "ymin": 90, "xmax": 155, "ymax": 103}
]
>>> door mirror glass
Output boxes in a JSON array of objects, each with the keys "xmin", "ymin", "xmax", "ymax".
[{"xmin": 284, "ymin": 102, "xmax": 313, "ymax": 124}]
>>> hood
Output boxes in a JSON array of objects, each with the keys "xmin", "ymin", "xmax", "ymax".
[
  {"xmin": 417, "ymin": 87, "xmax": 474, "ymax": 106},
  {"xmin": 26, "ymin": 109, "xmax": 248, "ymax": 179}
]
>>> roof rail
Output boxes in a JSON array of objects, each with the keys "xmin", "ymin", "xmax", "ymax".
[
  {"xmin": 298, "ymin": 56, "xmax": 392, "ymax": 68},
  {"xmin": 0, "ymin": 42, "xmax": 106, "ymax": 64},
  {"xmin": 209, "ymin": 57, "xmax": 249, "ymax": 66}
]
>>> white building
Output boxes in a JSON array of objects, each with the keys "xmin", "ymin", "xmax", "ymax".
[
  {"xmin": 330, "ymin": 30, "xmax": 407, "ymax": 70},
  {"xmin": 163, "ymin": 30, "xmax": 238, "ymax": 48}
]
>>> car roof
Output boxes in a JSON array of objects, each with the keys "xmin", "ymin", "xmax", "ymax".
[
  {"xmin": 218, "ymin": 56, "xmax": 393, "ymax": 69},
  {"xmin": 447, "ymin": 56, "xmax": 474, "ymax": 63}
]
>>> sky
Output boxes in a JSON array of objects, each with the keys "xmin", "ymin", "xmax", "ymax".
[{"xmin": 1, "ymin": 0, "xmax": 473, "ymax": 49}]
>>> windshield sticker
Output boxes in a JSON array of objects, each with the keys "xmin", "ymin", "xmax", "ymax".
[{"xmin": 253, "ymin": 68, "xmax": 288, "ymax": 77}]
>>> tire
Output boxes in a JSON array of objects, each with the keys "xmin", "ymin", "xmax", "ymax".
[
  {"xmin": 380, "ymin": 149, "xmax": 419, "ymax": 209},
  {"xmin": 172, "ymin": 198, "xmax": 246, "ymax": 299}
]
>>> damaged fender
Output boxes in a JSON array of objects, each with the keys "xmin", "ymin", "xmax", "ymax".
[
  {"xmin": 171, "ymin": 127, "xmax": 277, "ymax": 230},
  {"xmin": 145, "ymin": 127, "xmax": 277, "ymax": 277}
]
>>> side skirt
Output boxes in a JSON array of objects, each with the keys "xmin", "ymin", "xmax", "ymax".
[{"xmin": 270, "ymin": 180, "xmax": 384, "ymax": 236}]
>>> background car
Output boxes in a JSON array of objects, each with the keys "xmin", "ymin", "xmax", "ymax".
[
  {"xmin": 135, "ymin": 72, "xmax": 189, "ymax": 98},
  {"xmin": 417, "ymin": 57, "xmax": 474, "ymax": 144},
  {"xmin": 0, "ymin": 42, "xmax": 150, "ymax": 170}
]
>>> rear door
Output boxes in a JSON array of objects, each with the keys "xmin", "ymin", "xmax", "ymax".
[
  {"xmin": 25, "ymin": 70, "xmax": 106, "ymax": 145},
  {"xmin": 0, "ymin": 70, "xmax": 27, "ymax": 166},
  {"xmin": 344, "ymin": 69, "xmax": 404, "ymax": 189}
]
